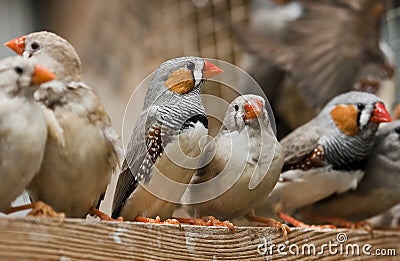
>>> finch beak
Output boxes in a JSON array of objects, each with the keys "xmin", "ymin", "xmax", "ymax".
[
  {"xmin": 244, "ymin": 98, "xmax": 264, "ymax": 120},
  {"xmin": 31, "ymin": 65, "xmax": 56, "ymax": 85},
  {"xmin": 4, "ymin": 36, "xmax": 26, "ymax": 55},
  {"xmin": 203, "ymin": 60, "xmax": 223, "ymax": 78},
  {"xmin": 370, "ymin": 102, "xmax": 392, "ymax": 123}
]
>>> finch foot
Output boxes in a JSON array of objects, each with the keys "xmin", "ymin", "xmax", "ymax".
[
  {"xmin": 134, "ymin": 216, "xmax": 181, "ymax": 227},
  {"xmin": 305, "ymin": 214, "xmax": 372, "ymax": 233},
  {"xmin": 278, "ymin": 211, "xmax": 336, "ymax": 229},
  {"xmin": 29, "ymin": 201, "xmax": 65, "ymax": 218},
  {"xmin": 89, "ymin": 207, "xmax": 116, "ymax": 221},
  {"xmin": 6, "ymin": 201, "xmax": 65, "ymax": 218},
  {"xmin": 173, "ymin": 216, "xmax": 235, "ymax": 232},
  {"xmin": 246, "ymin": 213, "xmax": 290, "ymax": 241}
]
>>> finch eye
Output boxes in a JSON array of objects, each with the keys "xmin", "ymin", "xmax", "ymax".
[
  {"xmin": 234, "ymin": 105, "xmax": 239, "ymax": 111},
  {"xmin": 31, "ymin": 42, "xmax": 40, "ymax": 50},
  {"xmin": 356, "ymin": 103, "xmax": 365, "ymax": 111},
  {"xmin": 14, "ymin": 66, "xmax": 23, "ymax": 75},
  {"xmin": 186, "ymin": 61, "xmax": 195, "ymax": 71}
]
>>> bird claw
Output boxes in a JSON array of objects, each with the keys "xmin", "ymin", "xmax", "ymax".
[
  {"xmin": 351, "ymin": 221, "xmax": 373, "ymax": 233},
  {"xmin": 273, "ymin": 222, "xmax": 291, "ymax": 241},
  {"xmin": 278, "ymin": 211, "xmax": 336, "ymax": 229},
  {"xmin": 89, "ymin": 207, "xmax": 116, "ymax": 221},
  {"xmin": 311, "ymin": 215, "xmax": 372, "ymax": 233},
  {"xmin": 204, "ymin": 216, "xmax": 235, "ymax": 232},
  {"xmin": 338, "ymin": 220, "xmax": 372, "ymax": 232},
  {"xmin": 28, "ymin": 201, "xmax": 65, "ymax": 218},
  {"xmin": 134, "ymin": 215, "xmax": 162, "ymax": 223},
  {"xmin": 5, "ymin": 201, "xmax": 65, "ymax": 218},
  {"xmin": 246, "ymin": 214, "xmax": 291, "ymax": 241},
  {"xmin": 302, "ymin": 223, "xmax": 337, "ymax": 229},
  {"xmin": 300, "ymin": 213, "xmax": 372, "ymax": 232},
  {"xmin": 173, "ymin": 216, "xmax": 235, "ymax": 232},
  {"xmin": 134, "ymin": 215, "xmax": 182, "ymax": 228}
]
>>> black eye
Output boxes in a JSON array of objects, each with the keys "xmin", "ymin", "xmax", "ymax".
[
  {"xmin": 14, "ymin": 66, "xmax": 23, "ymax": 75},
  {"xmin": 234, "ymin": 105, "xmax": 239, "ymax": 111},
  {"xmin": 31, "ymin": 42, "xmax": 40, "ymax": 50},
  {"xmin": 356, "ymin": 103, "xmax": 365, "ymax": 111},
  {"xmin": 186, "ymin": 61, "xmax": 195, "ymax": 71},
  {"xmin": 395, "ymin": 126, "xmax": 400, "ymax": 134}
]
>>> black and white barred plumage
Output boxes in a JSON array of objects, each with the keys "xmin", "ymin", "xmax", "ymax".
[
  {"xmin": 112, "ymin": 57, "xmax": 220, "ymax": 219},
  {"xmin": 260, "ymin": 91, "xmax": 391, "ymax": 217}
]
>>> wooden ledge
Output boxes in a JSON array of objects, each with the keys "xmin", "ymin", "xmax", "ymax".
[{"xmin": 0, "ymin": 216, "xmax": 399, "ymax": 260}]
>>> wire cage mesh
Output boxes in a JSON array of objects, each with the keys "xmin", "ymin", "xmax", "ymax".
[
  {"xmin": 385, "ymin": 0, "xmax": 400, "ymax": 102},
  {"xmin": 49, "ymin": 0, "xmax": 250, "ymax": 133},
  {"xmin": 35, "ymin": 0, "xmax": 399, "ymax": 132}
]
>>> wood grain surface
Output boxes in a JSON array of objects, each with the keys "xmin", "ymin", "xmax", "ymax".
[{"xmin": 0, "ymin": 217, "xmax": 399, "ymax": 260}]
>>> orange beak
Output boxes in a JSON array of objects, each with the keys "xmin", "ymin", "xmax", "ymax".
[
  {"xmin": 4, "ymin": 35, "xmax": 26, "ymax": 55},
  {"xmin": 203, "ymin": 60, "xmax": 223, "ymax": 78},
  {"xmin": 244, "ymin": 98, "xmax": 264, "ymax": 120},
  {"xmin": 370, "ymin": 102, "xmax": 392, "ymax": 123},
  {"xmin": 31, "ymin": 65, "xmax": 56, "ymax": 85}
]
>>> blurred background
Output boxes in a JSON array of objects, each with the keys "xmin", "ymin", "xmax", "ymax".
[
  {"xmin": 1, "ymin": 0, "xmax": 399, "ymax": 135},
  {"xmin": 1, "ymin": 0, "xmax": 399, "ymax": 214},
  {"xmin": 0, "ymin": 0, "xmax": 248, "ymax": 136}
]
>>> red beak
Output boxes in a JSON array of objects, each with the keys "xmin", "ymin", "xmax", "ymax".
[
  {"xmin": 244, "ymin": 98, "xmax": 264, "ymax": 120},
  {"xmin": 203, "ymin": 60, "xmax": 223, "ymax": 78},
  {"xmin": 4, "ymin": 35, "xmax": 26, "ymax": 55},
  {"xmin": 370, "ymin": 102, "xmax": 392, "ymax": 123}
]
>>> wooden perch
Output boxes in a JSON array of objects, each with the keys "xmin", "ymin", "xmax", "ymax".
[{"xmin": 0, "ymin": 216, "xmax": 399, "ymax": 260}]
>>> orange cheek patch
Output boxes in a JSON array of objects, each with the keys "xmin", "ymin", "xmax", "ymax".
[
  {"xmin": 330, "ymin": 105, "xmax": 359, "ymax": 136},
  {"xmin": 165, "ymin": 68, "xmax": 194, "ymax": 94}
]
